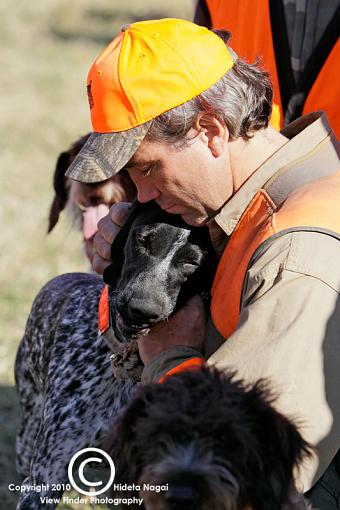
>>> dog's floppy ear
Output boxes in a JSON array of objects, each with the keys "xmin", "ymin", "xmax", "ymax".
[{"xmin": 47, "ymin": 151, "xmax": 70, "ymax": 233}]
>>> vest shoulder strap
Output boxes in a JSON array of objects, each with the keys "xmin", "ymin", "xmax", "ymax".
[{"xmin": 211, "ymin": 170, "xmax": 340, "ymax": 339}]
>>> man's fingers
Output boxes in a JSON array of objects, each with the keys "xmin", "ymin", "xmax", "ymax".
[
  {"xmin": 109, "ymin": 202, "xmax": 132, "ymax": 226},
  {"xmin": 92, "ymin": 202, "xmax": 132, "ymax": 274},
  {"xmin": 93, "ymin": 231, "xmax": 112, "ymax": 261},
  {"xmin": 97, "ymin": 215, "xmax": 121, "ymax": 245},
  {"xmin": 92, "ymin": 253, "xmax": 111, "ymax": 275},
  {"xmin": 97, "ymin": 202, "xmax": 131, "ymax": 244}
]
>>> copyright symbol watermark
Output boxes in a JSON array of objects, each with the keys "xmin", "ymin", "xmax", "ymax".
[{"xmin": 68, "ymin": 447, "xmax": 115, "ymax": 496}]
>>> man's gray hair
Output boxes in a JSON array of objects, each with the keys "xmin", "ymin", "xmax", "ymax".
[{"xmin": 146, "ymin": 30, "xmax": 273, "ymax": 146}]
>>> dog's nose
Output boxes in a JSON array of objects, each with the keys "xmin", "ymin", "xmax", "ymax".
[
  {"xmin": 123, "ymin": 298, "xmax": 163, "ymax": 324},
  {"xmin": 164, "ymin": 484, "xmax": 197, "ymax": 510}
]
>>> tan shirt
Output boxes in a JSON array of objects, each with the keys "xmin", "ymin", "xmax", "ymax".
[{"xmin": 142, "ymin": 112, "xmax": 340, "ymax": 491}]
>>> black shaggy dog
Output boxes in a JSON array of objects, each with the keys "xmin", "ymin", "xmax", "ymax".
[
  {"xmin": 15, "ymin": 200, "xmax": 216, "ymax": 510},
  {"xmin": 111, "ymin": 367, "xmax": 312, "ymax": 510}
]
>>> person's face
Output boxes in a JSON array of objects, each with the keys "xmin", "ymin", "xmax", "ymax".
[{"xmin": 125, "ymin": 125, "xmax": 233, "ymax": 226}]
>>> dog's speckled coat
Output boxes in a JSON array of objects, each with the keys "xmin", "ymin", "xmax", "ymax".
[{"xmin": 15, "ymin": 273, "xmax": 134, "ymax": 509}]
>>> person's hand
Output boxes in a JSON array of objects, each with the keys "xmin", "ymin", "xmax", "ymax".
[
  {"xmin": 92, "ymin": 202, "xmax": 131, "ymax": 274},
  {"xmin": 138, "ymin": 295, "xmax": 207, "ymax": 366}
]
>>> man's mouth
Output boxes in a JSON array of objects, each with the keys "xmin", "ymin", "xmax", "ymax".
[{"xmin": 161, "ymin": 204, "xmax": 185, "ymax": 214}]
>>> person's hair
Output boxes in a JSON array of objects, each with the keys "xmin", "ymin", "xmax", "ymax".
[{"xmin": 145, "ymin": 30, "xmax": 273, "ymax": 145}]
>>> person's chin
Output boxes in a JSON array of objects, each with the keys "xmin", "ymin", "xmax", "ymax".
[
  {"xmin": 162, "ymin": 204, "xmax": 208, "ymax": 227},
  {"xmin": 181, "ymin": 213, "xmax": 209, "ymax": 227}
]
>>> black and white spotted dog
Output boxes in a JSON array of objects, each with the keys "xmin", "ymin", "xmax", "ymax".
[{"xmin": 15, "ymin": 200, "xmax": 216, "ymax": 510}]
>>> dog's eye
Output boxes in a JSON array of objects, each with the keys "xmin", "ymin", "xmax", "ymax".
[
  {"xmin": 175, "ymin": 246, "xmax": 204, "ymax": 271},
  {"xmin": 135, "ymin": 232, "xmax": 151, "ymax": 248}
]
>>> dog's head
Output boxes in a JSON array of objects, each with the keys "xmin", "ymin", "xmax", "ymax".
[
  {"xmin": 48, "ymin": 134, "xmax": 136, "ymax": 260},
  {"xmin": 104, "ymin": 201, "xmax": 217, "ymax": 342},
  {"xmin": 110, "ymin": 367, "xmax": 311, "ymax": 510}
]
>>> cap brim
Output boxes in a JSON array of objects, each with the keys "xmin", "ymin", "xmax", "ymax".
[{"xmin": 65, "ymin": 121, "xmax": 151, "ymax": 183}]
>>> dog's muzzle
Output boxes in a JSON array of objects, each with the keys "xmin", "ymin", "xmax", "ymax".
[{"xmin": 164, "ymin": 484, "xmax": 199, "ymax": 510}]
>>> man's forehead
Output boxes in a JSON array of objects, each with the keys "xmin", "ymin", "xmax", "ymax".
[{"xmin": 124, "ymin": 140, "xmax": 159, "ymax": 169}]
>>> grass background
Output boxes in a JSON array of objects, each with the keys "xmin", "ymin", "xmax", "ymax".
[{"xmin": 0, "ymin": 1, "xmax": 193, "ymax": 508}]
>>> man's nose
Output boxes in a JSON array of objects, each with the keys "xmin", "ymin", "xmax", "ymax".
[{"xmin": 136, "ymin": 182, "xmax": 161, "ymax": 203}]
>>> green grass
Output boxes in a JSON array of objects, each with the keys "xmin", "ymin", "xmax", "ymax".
[{"xmin": 0, "ymin": 1, "xmax": 193, "ymax": 508}]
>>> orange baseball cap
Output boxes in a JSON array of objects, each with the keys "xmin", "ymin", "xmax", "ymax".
[{"xmin": 66, "ymin": 18, "xmax": 235, "ymax": 183}]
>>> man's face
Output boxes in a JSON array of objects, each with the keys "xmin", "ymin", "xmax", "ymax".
[{"xmin": 125, "ymin": 130, "xmax": 233, "ymax": 226}]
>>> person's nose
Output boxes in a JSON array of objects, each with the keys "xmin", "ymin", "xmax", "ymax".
[
  {"xmin": 128, "ymin": 169, "xmax": 161, "ymax": 203},
  {"xmin": 135, "ymin": 180, "xmax": 161, "ymax": 203}
]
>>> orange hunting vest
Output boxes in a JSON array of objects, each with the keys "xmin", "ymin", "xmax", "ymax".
[
  {"xmin": 211, "ymin": 171, "xmax": 340, "ymax": 339},
  {"xmin": 206, "ymin": 0, "xmax": 340, "ymax": 138}
]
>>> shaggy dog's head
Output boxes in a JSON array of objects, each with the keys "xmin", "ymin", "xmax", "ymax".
[
  {"xmin": 104, "ymin": 201, "xmax": 217, "ymax": 342},
  {"xmin": 109, "ymin": 367, "xmax": 311, "ymax": 510}
]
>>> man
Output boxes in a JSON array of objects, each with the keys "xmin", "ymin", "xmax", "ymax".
[{"xmin": 66, "ymin": 19, "xmax": 340, "ymax": 506}]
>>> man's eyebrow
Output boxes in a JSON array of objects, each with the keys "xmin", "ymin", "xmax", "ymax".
[{"xmin": 124, "ymin": 159, "xmax": 156, "ymax": 169}]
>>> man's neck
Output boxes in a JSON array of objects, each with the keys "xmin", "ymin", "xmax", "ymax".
[{"xmin": 228, "ymin": 126, "xmax": 289, "ymax": 192}]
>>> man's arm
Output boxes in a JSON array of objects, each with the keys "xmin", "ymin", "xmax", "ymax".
[
  {"xmin": 141, "ymin": 231, "xmax": 340, "ymax": 491},
  {"xmin": 209, "ymin": 231, "xmax": 340, "ymax": 491},
  {"xmin": 138, "ymin": 295, "xmax": 207, "ymax": 383}
]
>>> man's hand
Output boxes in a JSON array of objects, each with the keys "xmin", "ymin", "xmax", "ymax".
[
  {"xmin": 138, "ymin": 295, "xmax": 207, "ymax": 366},
  {"xmin": 92, "ymin": 202, "xmax": 131, "ymax": 274}
]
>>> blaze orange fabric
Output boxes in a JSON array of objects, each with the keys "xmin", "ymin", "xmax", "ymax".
[
  {"xmin": 206, "ymin": 0, "xmax": 282, "ymax": 130},
  {"xmin": 302, "ymin": 38, "xmax": 340, "ymax": 140},
  {"xmin": 87, "ymin": 18, "xmax": 234, "ymax": 132},
  {"xmin": 206, "ymin": 0, "xmax": 340, "ymax": 137},
  {"xmin": 159, "ymin": 357, "xmax": 205, "ymax": 383},
  {"xmin": 98, "ymin": 285, "xmax": 110, "ymax": 334},
  {"xmin": 211, "ymin": 171, "xmax": 340, "ymax": 339}
]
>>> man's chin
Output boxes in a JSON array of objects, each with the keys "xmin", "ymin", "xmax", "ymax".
[
  {"xmin": 181, "ymin": 213, "xmax": 209, "ymax": 227},
  {"xmin": 161, "ymin": 204, "xmax": 209, "ymax": 227}
]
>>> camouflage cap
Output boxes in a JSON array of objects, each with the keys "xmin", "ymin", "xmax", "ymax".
[{"xmin": 65, "ymin": 122, "xmax": 150, "ymax": 183}]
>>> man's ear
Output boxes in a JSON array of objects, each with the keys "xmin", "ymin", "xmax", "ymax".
[{"xmin": 194, "ymin": 113, "xmax": 229, "ymax": 157}]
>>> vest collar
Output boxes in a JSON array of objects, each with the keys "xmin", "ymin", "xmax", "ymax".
[{"xmin": 213, "ymin": 112, "xmax": 334, "ymax": 236}]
